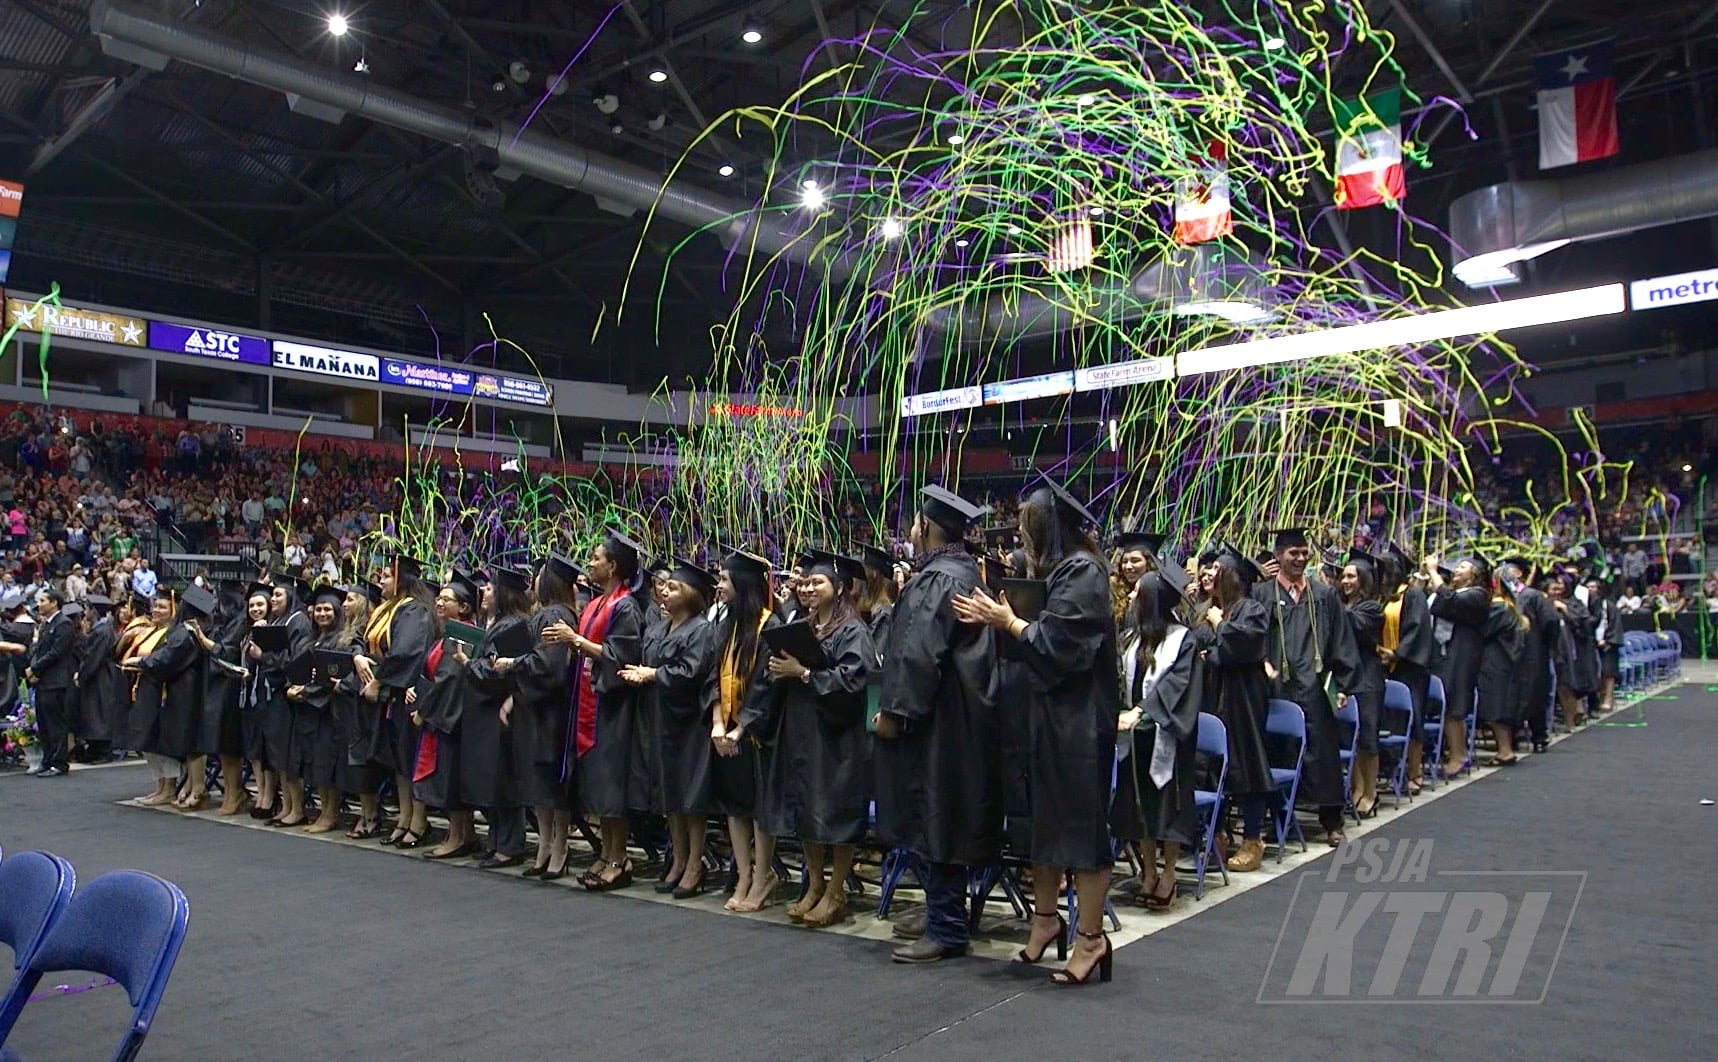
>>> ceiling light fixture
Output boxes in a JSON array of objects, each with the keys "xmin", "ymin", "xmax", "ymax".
[
  {"xmin": 648, "ymin": 69, "xmax": 669, "ymax": 83},
  {"xmin": 955, "ymin": 238, "xmax": 970, "ymax": 248},
  {"xmin": 881, "ymin": 218, "xmax": 904, "ymax": 239},
  {"xmin": 947, "ymin": 133, "xmax": 965, "ymax": 145},
  {"xmin": 1089, "ymin": 206, "xmax": 1105, "ymax": 217},
  {"xmin": 1263, "ymin": 36, "xmax": 1285, "ymax": 51},
  {"xmin": 801, "ymin": 182, "xmax": 826, "ymax": 209},
  {"xmin": 1176, "ymin": 283, "xmax": 1626, "ymax": 377},
  {"xmin": 327, "ymin": 13, "xmax": 349, "ymax": 36},
  {"xmin": 647, "ymin": 112, "xmax": 667, "ymax": 131},
  {"xmin": 1172, "ymin": 300, "xmax": 1276, "ymax": 326},
  {"xmin": 1007, "ymin": 224, "xmax": 1023, "ymax": 236},
  {"xmin": 718, "ymin": 163, "xmax": 736, "ymax": 177},
  {"xmin": 594, "ymin": 93, "xmax": 620, "ymax": 114},
  {"xmin": 742, "ymin": 24, "xmax": 763, "ymax": 44},
  {"xmin": 1076, "ymin": 93, "xmax": 1095, "ymax": 106}
]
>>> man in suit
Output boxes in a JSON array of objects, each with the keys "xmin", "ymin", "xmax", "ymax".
[{"xmin": 26, "ymin": 587, "xmax": 77, "ymax": 777}]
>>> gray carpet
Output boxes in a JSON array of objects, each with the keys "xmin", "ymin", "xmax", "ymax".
[{"xmin": 2, "ymin": 686, "xmax": 1714, "ymax": 1061}]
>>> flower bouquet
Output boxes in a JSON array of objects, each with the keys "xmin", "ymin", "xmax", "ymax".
[{"xmin": 2, "ymin": 701, "xmax": 41, "ymax": 772}]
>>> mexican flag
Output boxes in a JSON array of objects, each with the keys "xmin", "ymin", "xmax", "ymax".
[
  {"xmin": 1333, "ymin": 91, "xmax": 1405, "ymax": 210},
  {"xmin": 1173, "ymin": 140, "xmax": 1233, "ymax": 245}
]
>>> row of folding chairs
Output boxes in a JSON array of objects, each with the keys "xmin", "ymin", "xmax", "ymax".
[
  {"xmin": 0, "ymin": 844, "xmax": 189, "ymax": 1062},
  {"xmin": 1620, "ymin": 630, "xmax": 1679, "ymax": 691}
]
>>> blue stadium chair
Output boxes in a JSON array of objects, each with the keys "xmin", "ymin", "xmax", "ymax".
[
  {"xmin": 1420, "ymin": 676, "xmax": 1446, "ymax": 787},
  {"xmin": 0, "ymin": 851, "xmax": 75, "ymax": 981},
  {"xmin": 1263, "ymin": 700, "xmax": 1306, "ymax": 860},
  {"xmin": 0, "ymin": 870, "xmax": 189, "ymax": 1062},
  {"xmin": 1379, "ymin": 681, "xmax": 1416, "ymax": 807},
  {"xmin": 1336, "ymin": 696, "xmax": 1361, "ymax": 823},
  {"xmin": 1191, "ymin": 713, "xmax": 1229, "ymax": 899}
]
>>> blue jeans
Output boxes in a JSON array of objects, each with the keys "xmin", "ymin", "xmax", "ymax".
[{"xmin": 923, "ymin": 861, "xmax": 971, "ymax": 949}]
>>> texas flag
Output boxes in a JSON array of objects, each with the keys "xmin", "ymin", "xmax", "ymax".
[{"xmin": 1534, "ymin": 41, "xmax": 1619, "ymax": 169}]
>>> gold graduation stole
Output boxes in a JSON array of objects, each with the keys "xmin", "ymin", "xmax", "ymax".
[{"xmin": 365, "ymin": 596, "xmax": 405, "ymax": 657}]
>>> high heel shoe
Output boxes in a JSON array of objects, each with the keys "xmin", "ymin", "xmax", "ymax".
[
  {"xmin": 346, "ymin": 818, "xmax": 381, "ymax": 840},
  {"xmin": 1013, "ymin": 909, "xmax": 1067, "ymax": 965},
  {"xmin": 521, "ymin": 863, "xmax": 550, "ymax": 879},
  {"xmin": 1050, "ymin": 930, "xmax": 1112, "ymax": 986}
]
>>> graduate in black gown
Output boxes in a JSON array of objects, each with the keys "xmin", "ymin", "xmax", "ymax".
[
  {"xmin": 414, "ymin": 571, "xmax": 481, "ymax": 858},
  {"xmin": 1252, "ymin": 527, "xmax": 1362, "ymax": 848},
  {"xmin": 953, "ymin": 480, "xmax": 1119, "ymax": 987},
  {"xmin": 263, "ymin": 579, "xmax": 316, "ymax": 828},
  {"xmin": 1340, "ymin": 551, "xmax": 1386, "ymax": 818},
  {"xmin": 463, "ymin": 565, "xmax": 532, "ymax": 868},
  {"xmin": 295, "ymin": 585, "xmax": 351, "ymax": 834},
  {"xmin": 73, "ymin": 594, "xmax": 123, "ymax": 763},
  {"xmin": 623, "ymin": 559, "xmax": 716, "ymax": 898},
  {"xmin": 548, "ymin": 532, "xmax": 648, "ymax": 891},
  {"xmin": 875, "ymin": 485, "xmax": 999, "ymax": 963},
  {"xmin": 335, "ymin": 585, "xmax": 384, "ymax": 838},
  {"xmin": 1546, "ymin": 574, "xmax": 1596, "ymax": 729},
  {"xmin": 1479, "ymin": 579, "xmax": 1528, "ymax": 764},
  {"xmin": 1116, "ymin": 565, "xmax": 1200, "ymax": 913},
  {"xmin": 185, "ymin": 581, "xmax": 249, "ymax": 813},
  {"xmin": 708, "ymin": 549, "xmax": 783, "ymax": 912},
  {"xmin": 1189, "ymin": 547, "xmax": 1274, "ymax": 869},
  {"xmin": 1380, "ymin": 544, "xmax": 1436, "ymax": 792},
  {"xmin": 1584, "ymin": 577, "xmax": 1621, "ymax": 714},
  {"xmin": 858, "ymin": 545, "xmax": 898, "ymax": 657},
  {"xmin": 499, "ymin": 556, "xmax": 579, "ymax": 879},
  {"xmin": 356, "ymin": 554, "xmax": 434, "ymax": 847},
  {"xmin": 758, "ymin": 549, "xmax": 876, "ymax": 929},
  {"xmin": 128, "ymin": 586, "xmax": 215, "ymax": 805},
  {"xmin": 1498, "ymin": 560, "xmax": 1559, "ymax": 754},
  {"xmin": 1426, "ymin": 557, "xmax": 1485, "ymax": 772},
  {"xmin": 236, "ymin": 585, "xmax": 277, "ymax": 818}
]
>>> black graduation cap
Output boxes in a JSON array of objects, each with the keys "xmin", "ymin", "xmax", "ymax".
[
  {"xmin": 1150, "ymin": 559, "xmax": 1191, "ymax": 597},
  {"xmin": 1436, "ymin": 565, "xmax": 1455, "ymax": 583},
  {"xmin": 1215, "ymin": 544, "xmax": 1263, "ymax": 586},
  {"xmin": 721, "ymin": 548, "xmax": 771, "ymax": 578},
  {"xmin": 646, "ymin": 554, "xmax": 675, "ymax": 578},
  {"xmin": 1384, "ymin": 541, "xmax": 1415, "ymax": 572},
  {"xmin": 602, "ymin": 527, "xmax": 644, "ymax": 567},
  {"xmin": 218, "ymin": 578, "xmax": 250, "ymax": 599},
  {"xmin": 860, "ymin": 545, "xmax": 895, "ymax": 575},
  {"xmin": 1197, "ymin": 544, "xmax": 1221, "ymax": 566},
  {"xmin": 1500, "ymin": 555, "xmax": 1534, "ymax": 576},
  {"xmin": 181, "ymin": 584, "xmax": 217, "ymax": 618},
  {"xmin": 1347, "ymin": 548, "xmax": 1379, "ymax": 572},
  {"xmin": 545, "ymin": 553, "xmax": 584, "ymax": 586},
  {"xmin": 393, "ymin": 554, "xmax": 425, "ymax": 582},
  {"xmin": 1269, "ymin": 526, "xmax": 1311, "ymax": 551},
  {"xmin": 1111, "ymin": 529, "xmax": 1166, "ymax": 556},
  {"xmin": 801, "ymin": 547, "xmax": 863, "ymax": 586},
  {"xmin": 247, "ymin": 581, "xmax": 274, "ymax": 600},
  {"xmin": 310, "ymin": 584, "xmax": 346, "ymax": 609},
  {"xmin": 448, "ymin": 568, "xmax": 480, "ymax": 604},
  {"xmin": 669, "ymin": 558, "xmax": 718, "ymax": 601},
  {"xmin": 486, "ymin": 563, "xmax": 531, "ymax": 594},
  {"xmin": 340, "ymin": 582, "xmax": 383, "ymax": 606},
  {"xmin": 920, "ymin": 484, "xmax": 989, "ymax": 536},
  {"xmin": 1030, "ymin": 475, "xmax": 1101, "ymax": 530},
  {"xmin": 85, "ymin": 594, "xmax": 114, "ymax": 613},
  {"xmin": 60, "ymin": 602, "xmax": 83, "ymax": 620},
  {"xmin": 793, "ymin": 542, "xmax": 827, "ymax": 570}
]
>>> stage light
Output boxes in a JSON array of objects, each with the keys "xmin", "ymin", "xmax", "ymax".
[
  {"xmin": 742, "ymin": 24, "xmax": 763, "ymax": 44},
  {"xmin": 1176, "ymin": 283, "xmax": 1626, "ymax": 377},
  {"xmin": 955, "ymin": 238, "xmax": 970, "ymax": 248},
  {"xmin": 1264, "ymin": 36, "xmax": 1285, "ymax": 51},
  {"xmin": 327, "ymin": 13, "xmax": 349, "ymax": 36},
  {"xmin": 648, "ymin": 69, "xmax": 669, "ymax": 83},
  {"xmin": 718, "ymin": 163, "xmax": 735, "ymax": 177},
  {"xmin": 880, "ymin": 218, "xmax": 903, "ymax": 239},
  {"xmin": 1007, "ymin": 224, "xmax": 1023, "ymax": 236},
  {"xmin": 947, "ymin": 133, "xmax": 965, "ymax": 145},
  {"xmin": 1088, "ymin": 206, "xmax": 1105, "ymax": 217},
  {"xmin": 1076, "ymin": 93, "xmax": 1095, "ymax": 106},
  {"xmin": 801, "ymin": 182, "xmax": 825, "ymax": 208},
  {"xmin": 1683, "ymin": 463, "xmax": 1693, "ymax": 472}
]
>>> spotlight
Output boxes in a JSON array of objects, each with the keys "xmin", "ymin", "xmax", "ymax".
[
  {"xmin": 594, "ymin": 93, "xmax": 620, "ymax": 115},
  {"xmin": 1089, "ymin": 206, "xmax": 1105, "ymax": 217},
  {"xmin": 610, "ymin": 122, "xmax": 625, "ymax": 135},
  {"xmin": 491, "ymin": 77, "xmax": 507, "ymax": 92},
  {"xmin": 353, "ymin": 56, "xmax": 369, "ymax": 73},
  {"xmin": 1264, "ymin": 36, "xmax": 1285, "ymax": 51},
  {"xmin": 648, "ymin": 69, "xmax": 669, "ymax": 83},
  {"xmin": 718, "ymin": 163, "xmax": 736, "ymax": 177},
  {"xmin": 327, "ymin": 13, "xmax": 349, "ymax": 36},
  {"xmin": 1683, "ymin": 463, "xmax": 1693, "ymax": 472},
  {"xmin": 1076, "ymin": 93, "xmax": 1095, "ymax": 106},
  {"xmin": 955, "ymin": 238, "xmax": 970, "ymax": 248},
  {"xmin": 1007, "ymin": 224, "xmax": 1023, "ymax": 235},
  {"xmin": 801, "ymin": 182, "xmax": 825, "ymax": 208},
  {"xmin": 742, "ymin": 23, "xmax": 763, "ymax": 44},
  {"xmin": 947, "ymin": 133, "xmax": 965, "ymax": 145},
  {"xmin": 880, "ymin": 218, "xmax": 903, "ymax": 239}
]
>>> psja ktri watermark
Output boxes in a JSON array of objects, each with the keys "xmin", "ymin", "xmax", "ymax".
[{"xmin": 1259, "ymin": 839, "xmax": 1583, "ymax": 1004}]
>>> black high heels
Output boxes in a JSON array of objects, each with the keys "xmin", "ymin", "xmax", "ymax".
[
  {"xmin": 1050, "ymin": 930, "xmax": 1113, "ymax": 986},
  {"xmin": 1013, "ymin": 909, "xmax": 1067, "ymax": 965}
]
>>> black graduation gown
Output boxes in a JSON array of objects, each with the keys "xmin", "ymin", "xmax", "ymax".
[
  {"xmin": 299, "ymin": 629, "xmax": 348, "ymax": 789},
  {"xmin": 374, "ymin": 601, "xmax": 433, "ymax": 775},
  {"xmin": 577, "ymin": 593, "xmax": 651, "ymax": 818},
  {"xmin": 134, "ymin": 625, "xmax": 204, "ymax": 760},
  {"xmin": 646, "ymin": 614, "xmax": 716, "ymax": 814},
  {"xmin": 874, "ymin": 551, "xmax": 1001, "ymax": 867},
  {"xmin": 74, "ymin": 616, "xmax": 121, "ymax": 744},
  {"xmin": 1431, "ymin": 586, "xmax": 1489, "ymax": 722},
  {"xmin": 198, "ymin": 613, "xmax": 247, "ymax": 757},
  {"xmin": 1479, "ymin": 603, "xmax": 1523, "ymax": 724},
  {"xmin": 237, "ymin": 625, "xmax": 269, "ymax": 762},
  {"xmin": 260, "ymin": 612, "xmax": 314, "ymax": 775},
  {"xmin": 509, "ymin": 605, "xmax": 575, "ymax": 810},
  {"xmin": 322, "ymin": 631, "xmax": 380, "ymax": 793},
  {"xmin": 0, "ymin": 619, "xmax": 31, "ymax": 713},
  {"xmin": 754, "ymin": 615, "xmax": 876, "ymax": 845},
  {"xmin": 1011, "ymin": 553, "xmax": 1120, "ymax": 871},
  {"xmin": 458, "ymin": 614, "xmax": 527, "ymax": 810},
  {"xmin": 1190, "ymin": 598, "xmax": 1274, "ymax": 796},
  {"xmin": 866, "ymin": 602, "xmax": 894, "ymax": 662},
  {"xmin": 1346, "ymin": 599, "xmax": 1386, "ymax": 750},
  {"xmin": 412, "ymin": 640, "xmax": 466, "ymax": 809},
  {"xmin": 1118, "ymin": 629, "xmax": 1201, "ymax": 848},
  {"xmin": 1388, "ymin": 586, "xmax": 1435, "ymax": 732},
  {"xmin": 1553, "ymin": 599, "xmax": 1598, "ymax": 695},
  {"xmin": 1253, "ymin": 579, "xmax": 1362, "ymax": 808},
  {"xmin": 704, "ymin": 612, "xmax": 781, "ymax": 817},
  {"xmin": 1510, "ymin": 588, "xmax": 1559, "ymax": 729},
  {"xmin": 1593, "ymin": 597, "xmax": 1622, "ymax": 678}
]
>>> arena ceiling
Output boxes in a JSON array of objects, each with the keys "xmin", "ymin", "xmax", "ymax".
[{"xmin": 1, "ymin": 0, "xmax": 1715, "ymax": 390}]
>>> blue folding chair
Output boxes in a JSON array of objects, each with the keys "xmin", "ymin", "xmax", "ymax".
[
  {"xmin": 1263, "ymin": 700, "xmax": 1306, "ymax": 860},
  {"xmin": 1336, "ymin": 696, "xmax": 1361, "ymax": 823},
  {"xmin": 0, "ymin": 870, "xmax": 190, "ymax": 1062},
  {"xmin": 0, "ymin": 852, "xmax": 75, "ymax": 979},
  {"xmin": 1379, "ymin": 681, "xmax": 1416, "ymax": 807},
  {"xmin": 1191, "ymin": 713, "xmax": 1229, "ymax": 899},
  {"xmin": 1421, "ymin": 676, "xmax": 1446, "ymax": 787}
]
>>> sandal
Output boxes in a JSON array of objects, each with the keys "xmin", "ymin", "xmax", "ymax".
[
  {"xmin": 1049, "ymin": 930, "xmax": 1112, "ymax": 986},
  {"xmin": 346, "ymin": 818, "xmax": 381, "ymax": 840},
  {"xmin": 1013, "ymin": 909, "xmax": 1067, "ymax": 965},
  {"xmin": 1144, "ymin": 877, "xmax": 1178, "ymax": 911}
]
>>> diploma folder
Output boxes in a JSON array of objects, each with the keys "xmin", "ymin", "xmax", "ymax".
[
  {"xmin": 442, "ymin": 619, "xmax": 486, "ymax": 652},
  {"xmin": 249, "ymin": 625, "xmax": 290, "ymax": 652},
  {"xmin": 313, "ymin": 648, "xmax": 356, "ymax": 682},
  {"xmin": 761, "ymin": 619, "xmax": 829, "ymax": 670},
  {"xmin": 999, "ymin": 578, "xmax": 1048, "ymax": 621}
]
